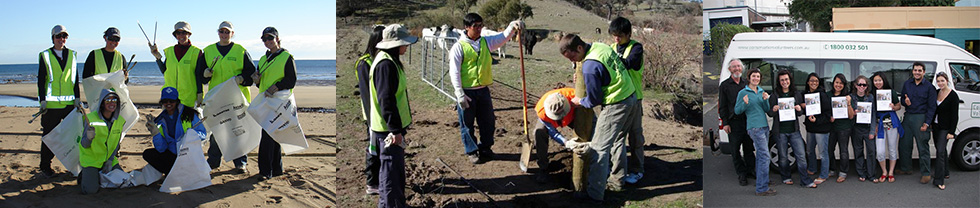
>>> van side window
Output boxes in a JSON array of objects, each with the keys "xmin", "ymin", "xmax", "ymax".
[
  {"xmin": 950, "ymin": 63, "xmax": 980, "ymax": 93},
  {"xmin": 859, "ymin": 61, "xmax": 936, "ymax": 91}
]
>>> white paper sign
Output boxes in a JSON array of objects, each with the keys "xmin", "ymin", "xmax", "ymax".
[
  {"xmin": 160, "ymin": 129, "xmax": 213, "ymax": 193},
  {"xmin": 248, "ymin": 90, "xmax": 309, "ymax": 155},
  {"xmin": 876, "ymin": 90, "xmax": 892, "ymax": 111},
  {"xmin": 832, "ymin": 96, "xmax": 848, "ymax": 119},
  {"xmin": 41, "ymin": 111, "xmax": 84, "ymax": 176},
  {"xmin": 778, "ymin": 97, "xmax": 796, "ymax": 121},
  {"xmin": 203, "ymin": 79, "xmax": 262, "ymax": 161},
  {"xmin": 805, "ymin": 93, "xmax": 821, "ymax": 116},
  {"xmin": 82, "ymin": 70, "xmax": 140, "ymax": 144},
  {"xmin": 856, "ymin": 102, "xmax": 873, "ymax": 124}
]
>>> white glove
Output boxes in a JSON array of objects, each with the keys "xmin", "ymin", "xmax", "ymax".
[
  {"xmin": 252, "ymin": 73, "xmax": 261, "ymax": 86},
  {"xmin": 149, "ymin": 43, "xmax": 163, "ymax": 60},
  {"xmin": 235, "ymin": 75, "xmax": 245, "ymax": 85},
  {"xmin": 384, "ymin": 133, "xmax": 407, "ymax": 149},
  {"xmin": 572, "ymin": 142, "xmax": 591, "ymax": 155},
  {"xmin": 203, "ymin": 68, "xmax": 213, "ymax": 78},
  {"xmin": 510, "ymin": 20, "xmax": 525, "ymax": 31},
  {"xmin": 457, "ymin": 95, "xmax": 472, "ymax": 109},
  {"xmin": 148, "ymin": 125, "xmax": 160, "ymax": 136},
  {"xmin": 564, "ymin": 138, "xmax": 579, "ymax": 150},
  {"xmin": 196, "ymin": 93, "xmax": 204, "ymax": 107},
  {"xmin": 82, "ymin": 126, "xmax": 95, "ymax": 148}
]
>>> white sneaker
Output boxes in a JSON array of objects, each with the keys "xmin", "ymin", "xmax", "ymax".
[
  {"xmin": 624, "ymin": 173, "xmax": 644, "ymax": 184},
  {"xmin": 365, "ymin": 185, "xmax": 379, "ymax": 195}
]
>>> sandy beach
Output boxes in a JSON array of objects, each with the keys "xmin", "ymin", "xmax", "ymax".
[
  {"xmin": 0, "ymin": 84, "xmax": 336, "ymax": 109},
  {"xmin": 0, "ymin": 85, "xmax": 337, "ymax": 206}
]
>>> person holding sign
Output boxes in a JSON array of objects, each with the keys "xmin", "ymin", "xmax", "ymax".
[
  {"xmin": 143, "ymin": 87, "xmax": 206, "ymax": 175},
  {"xmin": 828, "ymin": 74, "xmax": 852, "ymax": 183},
  {"xmin": 766, "ymin": 70, "xmax": 815, "ymax": 187},
  {"xmin": 850, "ymin": 76, "xmax": 880, "ymax": 182},
  {"xmin": 733, "ymin": 69, "xmax": 775, "ymax": 196},
  {"xmin": 801, "ymin": 73, "xmax": 832, "ymax": 184},
  {"xmin": 900, "ymin": 62, "xmax": 938, "ymax": 184},
  {"xmin": 77, "ymin": 89, "xmax": 126, "ymax": 194},
  {"xmin": 932, "ymin": 72, "xmax": 958, "ymax": 190},
  {"xmin": 870, "ymin": 72, "xmax": 904, "ymax": 180}
]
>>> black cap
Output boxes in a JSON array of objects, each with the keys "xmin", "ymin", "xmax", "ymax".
[
  {"xmin": 261, "ymin": 27, "xmax": 278, "ymax": 38},
  {"xmin": 104, "ymin": 27, "xmax": 120, "ymax": 37}
]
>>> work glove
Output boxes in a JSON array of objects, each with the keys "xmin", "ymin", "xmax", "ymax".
[
  {"xmin": 457, "ymin": 95, "xmax": 472, "ymax": 109},
  {"xmin": 509, "ymin": 20, "xmax": 525, "ymax": 31},
  {"xmin": 149, "ymin": 43, "xmax": 163, "ymax": 60},
  {"xmin": 196, "ymin": 93, "xmax": 204, "ymax": 107},
  {"xmin": 384, "ymin": 133, "xmax": 407, "ymax": 150},
  {"xmin": 74, "ymin": 100, "xmax": 83, "ymax": 110},
  {"xmin": 203, "ymin": 67, "xmax": 213, "ymax": 78},
  {"xmin": 82, "ymin": 126, "xmax": 95, "ymax": 148},
  {"xmin": 235, "ymin": 75, "xmax": 245, "ymax": 85},
  {"xmin": 148, "ymin": 124, "xmax": 160, "ymax": 136},
  {"xmin": 39, "ymin": 101, "xmax": 47, "ymax": 111},
  {"xmin": 265, "ymin": 85, "xmax": 279, "ymax": 97},
  {"xmin": 101, "ymin": 146, "xmax": 119, "ymax": 174},
  {"xmin": 252, "ymin": 73, "xmax": 261, "ymax": 86}
]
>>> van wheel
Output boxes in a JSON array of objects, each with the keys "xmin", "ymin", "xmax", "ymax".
[
  {"xmin": 952, "ymin": 132, "xmax": 980, "ymax": 171},
  {"xmin": 769, "ymin": 137, "xmax": 795, "ymax": 173}
]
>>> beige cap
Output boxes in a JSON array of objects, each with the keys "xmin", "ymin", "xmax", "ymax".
[
  {"xmin": 543, "ymin": 93, "xmax": 570, "ymax": 120},
  {"xmin": 174, "ymin": 21, "xmax": 191, "ymax": 33},
  {"xmin": 51, "ymin": 25, "xmax": 67, "ymax": 36},
  {"xmin": 218, "ymin": 21, "xmax": 233, "ymax": 32},
  {"xmin": 376, "ymin": 24, "xmax": 418, "ymax": 49}
]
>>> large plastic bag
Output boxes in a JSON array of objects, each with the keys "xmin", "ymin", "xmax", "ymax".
[
  {"xmin": 40, "ymin": 111, "xmax": 84, "ymax": 176},
  {"xmin": 248, "ymin": 90, "xmax": 308, "ymax": 154},
  {"xmin": 82, "ymin": 70, "xmax": 140, "ymax": 143},
  {"xmin": 202, "ymin": 79, "xmax": 261, "ymax": 161},
  {"xmin": 160, "ymin": 129, "xmax": 212, "ymax": 193},
  {"xmin": 97, "ymin": 162, "xmax": 164, "ymax": 188}
]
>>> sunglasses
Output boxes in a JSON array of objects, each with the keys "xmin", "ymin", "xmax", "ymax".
[
  {"xmin": 261, "ymin": 35, "xmax": 275, "ymax": 41},
  {"xmin": 218, "ymin": 29, "xmax": 231, "ymax": 34},
  {"xmin": 856, "ymin": 83, "xmax": 868, "ymax": 87},
  {"xmin": 105, "ymin": 98, "xmax": 119, "ymax": 103},
  {"xmin": 173, "ymin": 31, "xmax": 190, "ymax": 35},
  {"xmin": 55, "ymin": 33, "xmax": 68, "ymax": 39},
  {"xmin": 107, "ymin": 36, "xmax": 120, "ymax": 42},
  {"xmin": 160, "ymin": 99, "xmax": 178, "ymax": 104}
]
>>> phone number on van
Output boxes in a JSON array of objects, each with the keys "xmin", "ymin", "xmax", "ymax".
[{"xmin": 824, "ymin": 44, "xmax": 869, "ymax": 51}]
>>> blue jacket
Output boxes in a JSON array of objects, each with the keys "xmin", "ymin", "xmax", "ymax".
[
  {"xmin": 152, "ymin": 106, "xmax": 206, "ymax": 154},
  {"xmin": 734, "ymin": 85, "xmax": 770, "ymax": 130}
]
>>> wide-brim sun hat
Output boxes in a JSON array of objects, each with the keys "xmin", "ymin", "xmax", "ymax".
[
  {"xmin": 376, "ymin": 24, "xmax": 418, "ymax": 49},
  {"xmin": 543, "ymin": 93, "xmax": 570, "ymax": 120}
]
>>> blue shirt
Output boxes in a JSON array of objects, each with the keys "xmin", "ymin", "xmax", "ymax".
[
  {"xmin": 734, "ymin": 85, "xmax": 770, "ymax": 130},
  {"xmin": 581, "ymin": 59, "xmax": 610, "ymax": 108},
  {"xmin": 152, "ymin": 106, "xmax": 207, "ymax": 154},
  {"xmin": 900, "ymin": 78, "xmax": 937, "ymax": 122}
]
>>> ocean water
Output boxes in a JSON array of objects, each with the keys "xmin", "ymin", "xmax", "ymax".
[{"xmin": 0, "ymin": 59, "xmax": 335, "ymax": 86}]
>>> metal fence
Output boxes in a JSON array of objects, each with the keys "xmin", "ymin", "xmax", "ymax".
[{"xmin": 420, "ymin": 35, "xmax": 459, "ymax": 101}]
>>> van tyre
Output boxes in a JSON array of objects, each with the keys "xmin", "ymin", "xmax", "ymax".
[
  {"xmin": 768, "ymin": 134, "xmax": 796, "ymax": 173},
  {"xmin": 952, "ymin": 132, "xmax": 980, "ymax": 171}
]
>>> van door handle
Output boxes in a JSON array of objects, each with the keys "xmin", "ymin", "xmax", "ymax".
[{"xmin": 960, "ymin": 99, "xmax": 965, "ymax": 104}]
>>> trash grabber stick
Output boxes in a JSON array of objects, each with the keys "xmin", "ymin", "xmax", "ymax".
[
  {"xmin": 28, "ymin": 110, "xmax": 45, "ymax": 124},
  {"xmin": 125, "ymin": 54, "xmax": 136, "ymax": 72},
  {"xmin": 153, "ymin": 20, "xmax": 157, "ymax": 44},
  {"xmin": 137, "ymin": 21, "xmax": 152, "ymax": 44}
]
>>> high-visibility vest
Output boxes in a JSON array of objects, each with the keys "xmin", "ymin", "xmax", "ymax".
[
  {"xmin": 459, "ymin": 38, "xmax": 493, "ymax": 88},
  {"xmin": 614, "ymin": 40, "xmax": 644, "ymax": 100},
  {"xmin": 78, "ymin": 111, "xmax": 126, "ymax": 169},
  {"xmin": 355, "ymin": 53, "xmax": 372, "ymax": 120},
  {"xmin": 584, "ymin": 43, "xmax": 635, "ymax": 105},
  {"xmin": 204, "ymin": 43, "xmax": 251, "ymax": 102},
  {"xmin": 93, "ymin": 48, "xmax": 123, "ymax": 75},
  {"xmin": 39, "ymin": 48, "xmax": 77, "ymax": 109},
  {"xmin": 257, "ymin": 50, "xmax": 292, "ymax": 93},
  {"xmin": 164, "ymin": 46, "xmax": 201, "ymax": 107},
  {"xmin": 369, "ymin": 51, "xmax": 412, "ymax": 132}
]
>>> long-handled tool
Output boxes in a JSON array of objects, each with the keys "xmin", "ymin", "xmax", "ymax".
[
  {"xmin": 28, "ymin": 110, "xmax": 46, "ymax": 124},
  {"xmin": 517, "ymin": 23, "xmax": 532, "ymax": 173},
  {"xmin": 137, "ymin": 21, "xmax": 153, "ymax": 44}
]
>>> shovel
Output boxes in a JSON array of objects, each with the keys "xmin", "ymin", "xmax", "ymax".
[{"xmin": 517, "ymin": 25, "xmax": 532, "ymax": 173}]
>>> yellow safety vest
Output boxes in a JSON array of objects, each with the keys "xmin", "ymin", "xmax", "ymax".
[
  {"xmin": 204, "ymin": 43, "xmax": 251, "ymax": 102},
  {"xmin": 355, "ymin": 53, "xmax": 372, "ymax": 120},
  {"xmin": 460, "ymin": 38, "xmax": 493, "ymax": 88},
  {"xmin": 39, "ymin": 48, "xmax": 77, "ymax": 109},
  {"xmin": 584, "ymin": 43, "xmax": 635, "ymax": 105},
  {"xmin": 78, "ymin": 112, "xmax": 126, "ymax": 169},
  {"xmin": 93, "ymin": 48, "xmax": 123, "ymax": 75},
  {"xmin": 164, "ymin": 46, "xmax": 201, "ymax": 107},
  {"xmin": 257, "ymin": 50, "xmax": 292, "ymax": 93},
  {"xmin": 369, "ymin": 51, "xmax": 412, "ymax": 132},
  {"xmin": 614, "ymin": 40, "xmax": 644, "ymax": 100}
]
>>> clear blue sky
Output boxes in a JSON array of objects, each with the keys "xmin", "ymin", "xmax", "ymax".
[{"xmin": 0, "ymin": 0, "xmax": 335, "ymax": 64}]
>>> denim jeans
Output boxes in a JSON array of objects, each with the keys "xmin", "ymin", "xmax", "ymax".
[
  {"xmin": 806, "ymin": 132, "xmax": 830, "ymax": 179},
  {"xmin": 776, "ymin": 132, "xmax": 813, "ymax": 186},
  {"xmin": 748, "ymin": 127, "xmax": 771, "ymax": 193}
]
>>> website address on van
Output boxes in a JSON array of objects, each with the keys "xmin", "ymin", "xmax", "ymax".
[{"xmin": 737, "ymin": 45, "xmax": 810, "ymax": 50}]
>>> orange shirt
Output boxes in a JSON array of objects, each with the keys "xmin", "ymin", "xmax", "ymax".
[{"xmin": 535, "ymin": 88, "xmax": 576, "ymax": 127}]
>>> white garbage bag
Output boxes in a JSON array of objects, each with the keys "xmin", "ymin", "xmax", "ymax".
[
  {"xmin": 99, "ymin": 168, "xmax": 132, "ymax": 188},
  {"xmin": 127, "ymin": 164, "xmax": 164, "ymax": 187},
  {"xmin": 248, "ymin": 90, "xmax": 308, "ymax": 154},
  {"xmin": 82, "ymin": 70, "xmax": 140, "ymax": 143},
  {"xmin": 160, "ymin": 129, "xmax": 213, "ymax": 193},
  {"xmin": 41, "ymin": 110, "xmax": 84, "ymax": 176},
  {"xmin": 202, "ymin": 79, "xmax": 262, "ymax": 161}
]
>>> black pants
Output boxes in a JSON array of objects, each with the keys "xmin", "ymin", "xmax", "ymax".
[
  {"xmin": 373, "ymin": 131, "xmax": 405, "ymax": 208},
  {"xmin": 729, "ymin": 129, "xmax": 755, "ymax": 177},
  {"xmin": 459, "ymin": 87, "xmax": 496, "ymax": 155},
  {"xmin": 142, "ymin": 149, "xmax": 177, "ymax": 174},
  {"xmin": 933, "ymin": 129, "xmax": 950, "ymax": 185},
  {"xmin": 258, "ymin": 131, "xmax": 283, "ymax": 178},
  {"xmin": 40, "ymin": 107, "xmax": 74, "ymax": 171}
]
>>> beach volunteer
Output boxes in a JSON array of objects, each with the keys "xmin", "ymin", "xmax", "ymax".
[
  {"xmin": 149, "ymin": 21, "xmax": 203, "ymax": 108},
  {"xmin": 82, "ymin": 27, "xmax": 128, "ymax": 80},
  {"xmin": 200, "ymin": 21, "xmax": 254, "ymax": 172},
  {"xmin": 37, "ymin": 24, "xmax": 82, "ymax": 178},
  {"xmin": 254, "ymin": 26, "xmax": 298, "ymax": 180}
]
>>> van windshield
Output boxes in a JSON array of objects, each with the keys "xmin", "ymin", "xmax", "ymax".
[{"xmin": 740, "ymin": 58, "xmax": 936, "ymax": 95}]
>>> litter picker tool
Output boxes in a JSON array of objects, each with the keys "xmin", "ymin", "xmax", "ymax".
[
  {"xmin": 517, "ymin": 22, "xmax": 532, "ymax": 173},
  {"xmin": 137, "ymin": 21, "xmax": 153, "ymax": 44},
  {"xmin": 153, "ymin": 20, "xmax": 157, "ymax": 44},
  {"xmin": 28, "ymin": 109, "xmax": 46, "ymax": 124}
]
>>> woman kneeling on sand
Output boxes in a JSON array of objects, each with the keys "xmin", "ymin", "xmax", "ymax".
[{"xmin": 77, "ymin": 89, "xmax": 127, "ymax": 194}]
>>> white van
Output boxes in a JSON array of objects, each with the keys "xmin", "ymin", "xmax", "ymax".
[{"xmin": 714, "ymin": 32, "xmax": 980, "ymax": 171}]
